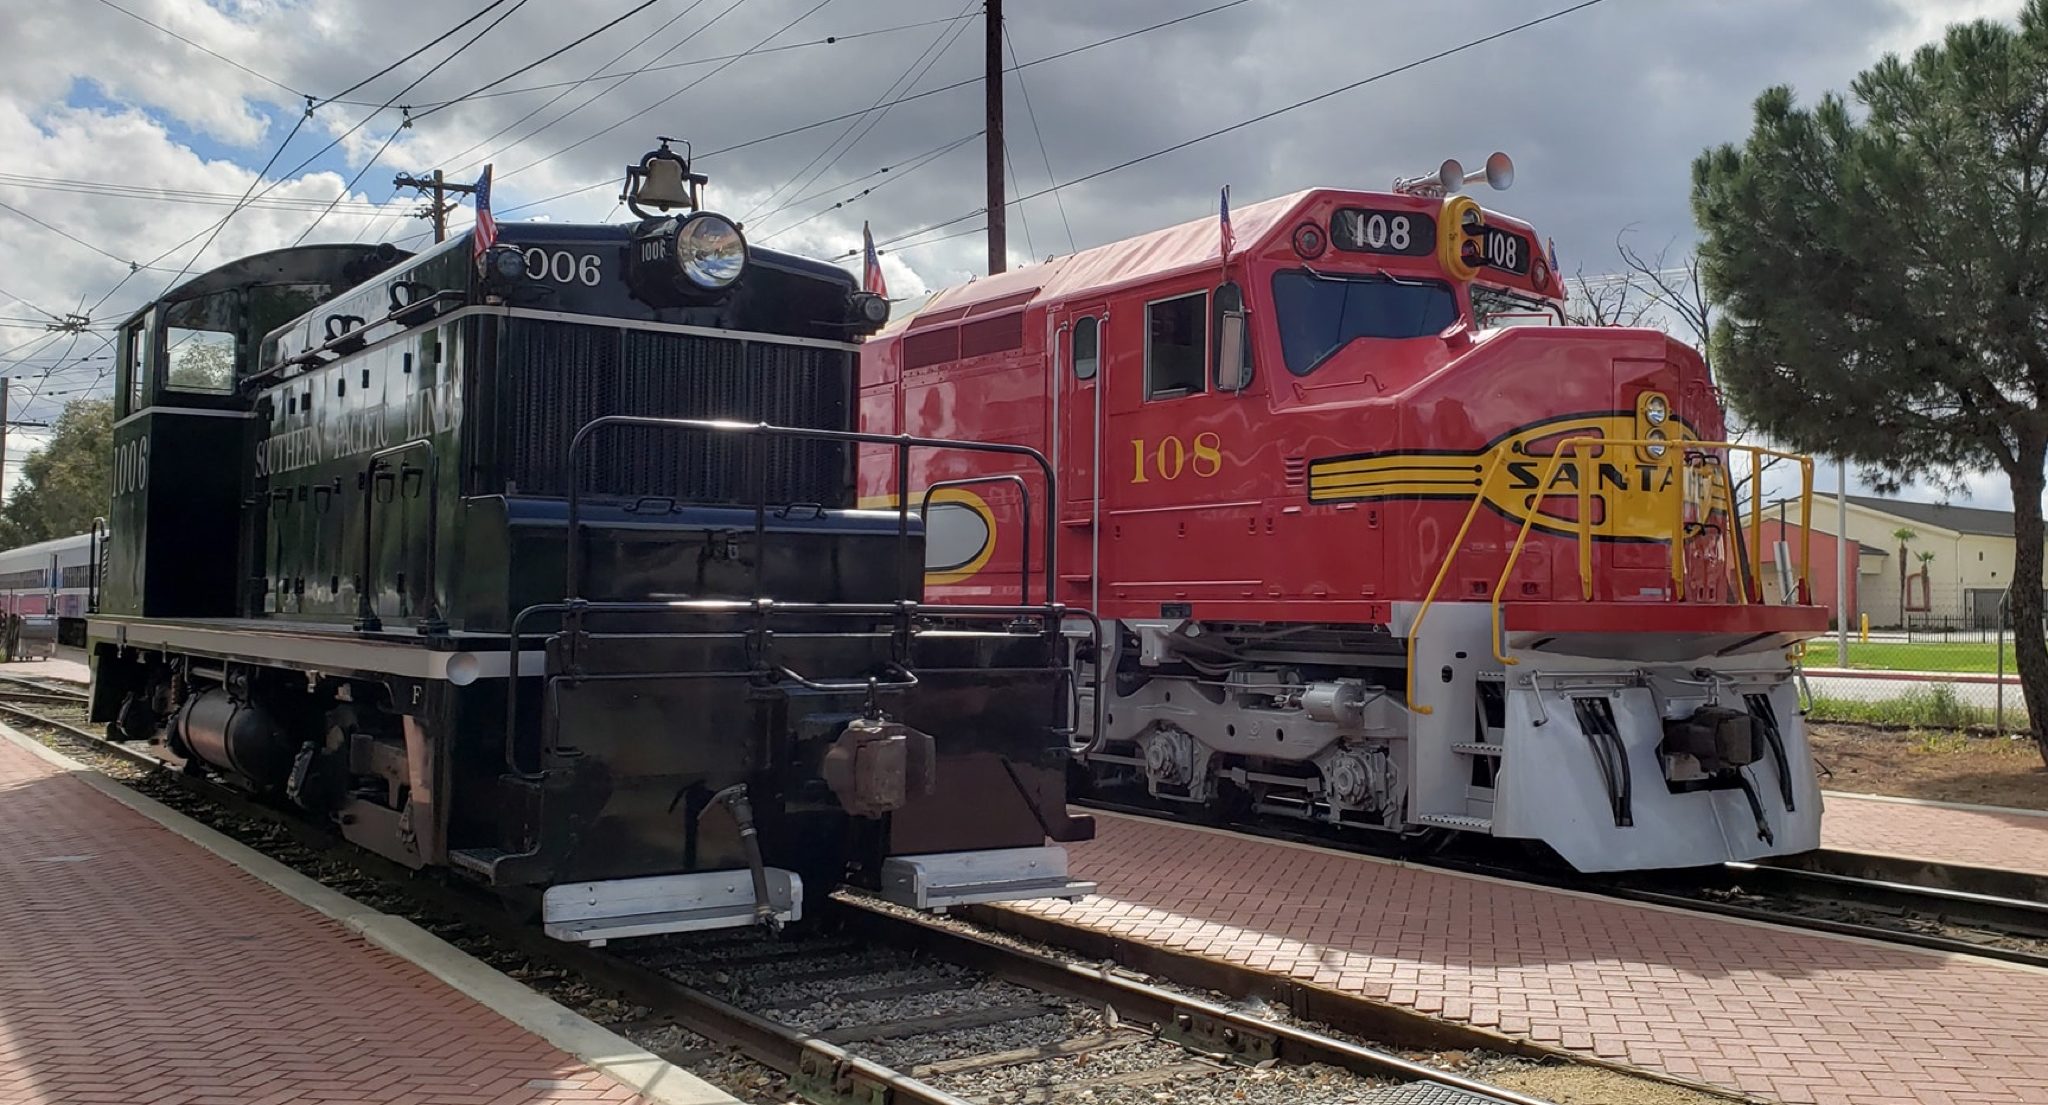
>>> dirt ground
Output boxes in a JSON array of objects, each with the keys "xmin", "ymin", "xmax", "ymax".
[
  {"xmin": 1810, "ymin": 722, "xmax": 2048, "ymax": 809},
  {"xmin": 1488, "ymin": 1064, "xmax": 1737, "ymax": 1105}
]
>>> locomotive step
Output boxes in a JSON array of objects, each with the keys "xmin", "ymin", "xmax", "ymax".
[
  {"xmin": 541, "ymin": 868, "xmax": 804, "ymax": 945},
  {"xmin": 1449, "ymin": 742, "xmax": 1504, "ymax": 757},
  {"xmin": 880, "ymin": 846, "xmax": 1096, "ymax": 910},
  {"xmin": 1414, "ymin": 813, "xmax": 1495, "ymax": 832}
]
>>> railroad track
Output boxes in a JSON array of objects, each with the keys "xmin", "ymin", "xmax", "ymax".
[
  {"xmin": 1078, "ymin": 795, "xmax": 2048, "ymax": 971},
  {"xmin": 0, "ymin": 687, "xmax": 1550, "ymax": 1105}
]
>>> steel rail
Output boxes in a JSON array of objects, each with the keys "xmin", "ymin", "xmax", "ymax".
[
  {"xmin": 0, "ymin": 699, "xmax": 987, "ymax": 1105},
  {"xmin": 834, "ymin": 899, "xmax": 1552, "ymax": 1105},
  {"xmin": 0, "ymin": 694, "xmax": 1548, "ymax": 1105}
]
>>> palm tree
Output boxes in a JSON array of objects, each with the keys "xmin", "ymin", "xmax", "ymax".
[
  {"xmin": 1914, "ymin": 550, "xmax": 1936, "ymax": 616},
  {"xmin": 1893, "ymin": 527, "xmax": 1918, "ymax": 626}
]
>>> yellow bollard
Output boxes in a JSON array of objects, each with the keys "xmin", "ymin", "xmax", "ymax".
[{"xmin": 1859, "ymin": 613, "xmax": 1869, "ymax": 642}]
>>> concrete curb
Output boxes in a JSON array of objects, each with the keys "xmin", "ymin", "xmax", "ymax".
[
  {"xmin": 1825, "ymin": 788, "xmax": 2048, "ymax": 819},
  {"xmin": 0, "ymin": 723, "xmax": 738, "ymax": 1105}
]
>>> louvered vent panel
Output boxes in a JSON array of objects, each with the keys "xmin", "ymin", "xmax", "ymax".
[
  {"xmin": 499, "ymin": 320, "xmax": 852, "ymax": 506},
  {"xmin": 902, "ymin": 327, "xmax": 959, "ymax": 369},
  {"xmin": 958, "ymin": 312, "xmax": 1023, "ymax": 357}
]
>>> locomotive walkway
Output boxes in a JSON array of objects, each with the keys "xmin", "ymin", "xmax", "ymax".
[
  {"xmin": 0, "ymin": 728, "xmax": 733, "ymax": 1105},
  {"xmin": 996, "ymin": 810, "xmax": 2048, "ymax": 1105}
]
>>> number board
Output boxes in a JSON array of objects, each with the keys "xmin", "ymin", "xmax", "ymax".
[
  {"xmin": 1331, "ymin": 207, "xmax": 1436, "ymax": 257},
  {"xmin": 1481, "ymin": 226, "xmax": 1532, "ymax": 276}
]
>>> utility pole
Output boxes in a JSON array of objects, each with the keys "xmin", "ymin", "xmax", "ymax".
[
  {"xmin": 985, "ymin": 0, "xmax": 1006, "ymax": 274},
  {"xmin": 393, "ymin": 170, "xmax": 480, "ymax": 243},
  {"xmin": 1, "ymin": 377, "xmax": 10, "ymax": 508},
  {"xmin": 1837, "ymin": 456, "xmax": 1850, "ymax": 665}
]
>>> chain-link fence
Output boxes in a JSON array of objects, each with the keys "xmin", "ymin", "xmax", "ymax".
[{"xmin": 1804, "ymin": 583, "xmax": 2032, "ymax": 731}]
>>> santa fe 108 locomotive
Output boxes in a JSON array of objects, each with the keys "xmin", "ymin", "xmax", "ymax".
[
  {"xmin": 86, "ymin": 143, "xmax": 1094, "ymax": 941},
  {"xmin": 861, "ymin": 156, "xmax": 1827, "ymax": 873}
]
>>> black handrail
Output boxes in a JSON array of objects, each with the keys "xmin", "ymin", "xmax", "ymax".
[
  {"xmin": 560, "ymin": 417, "xmax": 1060, "ymax": 605},
  {"xmin": 919, "ymin": 474, "xmax": 1032, "ymax": 606},
  {"xmin": 354, "ymin": 439, "xmax": 444, "ymax": 634},
  {"xmin": 86, "ymin": 516, "xmax": 106, "ymax": 615}
]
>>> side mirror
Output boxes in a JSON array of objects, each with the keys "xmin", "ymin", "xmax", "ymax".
[{"xmin": 1217, "ymin": 310, "xmax": 1250, "ymax": 392}]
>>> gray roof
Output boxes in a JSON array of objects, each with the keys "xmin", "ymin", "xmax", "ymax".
[{"xmin": 1845, "ymin": 494, "xmax": 2012, "ymax": 538}]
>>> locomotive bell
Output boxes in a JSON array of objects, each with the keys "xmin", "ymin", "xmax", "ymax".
[{"xmin": 623, "ymin": 137, "xmax": 706, "ymax": 219}]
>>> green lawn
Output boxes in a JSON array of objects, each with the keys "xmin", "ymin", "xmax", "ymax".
[{"xmin": 1838, "ymin": 640, "xmax": 2016, "ymax": 674}]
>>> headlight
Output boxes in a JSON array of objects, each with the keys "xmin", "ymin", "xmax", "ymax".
[
  {"xmin": 1644, "ymin": 429, "xmax": 1668, "ymax": 458},
  {"xmin": 676, "ymin": 212, "xmax": 746, "ymax": 290},
  {"xmin": 486, "ymin": 244, "xmax": 527, "ymax": 281},
  {"xmin": 851, "ymin": 291, "xmax": 890, "ymax": 326},
  {"xmin": 1645, "ymin": 395, "xmax": 1669, "ymax": 426}
]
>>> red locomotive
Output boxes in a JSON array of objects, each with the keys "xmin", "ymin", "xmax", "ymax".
[{"xmin": 859, "ymin": 157, "xmax": 1827, "ymax": 871}]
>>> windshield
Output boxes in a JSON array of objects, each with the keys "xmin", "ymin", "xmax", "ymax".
[{"xmin": 1271, "ymin": 270, "xmax": 1459, "ymax": 376}]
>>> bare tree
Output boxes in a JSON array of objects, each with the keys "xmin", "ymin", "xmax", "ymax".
[
  {"xmin": 1573, "ymin": 229, "xmax": 1793, "ymax": 565},
  {"xmin": 1563, "ymin": 262, "xmax": 1658, "ymax": 327}
]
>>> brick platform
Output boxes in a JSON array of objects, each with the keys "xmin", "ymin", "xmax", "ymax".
[
  {"xmin": 0, "ymin": 735, "xmax": 670, "ymax": 1105},
  {"xmin": 1822, "ymin": 792, "xmax": 2048, "ymax": 877},
  {"xmin": 1006, "ymin": 811, "xmax": 2048, "ymax": 1105}
]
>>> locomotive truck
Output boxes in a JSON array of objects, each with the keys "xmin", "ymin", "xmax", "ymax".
[
  {"xmin": 85, "ymin": 143, "xmax": 1094, "ymax": 941},
  {"xmin": 859, "ymin": 157, "xmax": 1826, "ymax": 872}
]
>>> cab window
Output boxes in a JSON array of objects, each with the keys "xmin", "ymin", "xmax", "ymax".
[
  {"xmin": 1212, "ymin": 281, "xmax": 1252, "ymax": 388},
  {"xmin": 1072, "ymin": 316, "xmax": 1099, "ymax": 380},
  {"xmin": 122, "ymin": 319, "xmax": 148, "ymax": 415},
  {"xmin": 160, "ymin": 289, "xmax": 242, "ymax": 395},
  {"xmin": 1144, "ymin": 291, "xmax": 1206, "ymax": 399},
  {"xmin": 163, "ymin": 328, "xmax": 237, "ymax": 394}
]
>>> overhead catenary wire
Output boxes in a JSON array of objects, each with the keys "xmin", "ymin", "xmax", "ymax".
[
  {"xmin": 754, "ymin": 131, "xmax": 982, "ymax": 243},
  {"xmin": 0, "ymin": 287, "xmax": 62, "ymax": 325},
  {"xmin": 124, "ymin": 0, "xmax": 553, "ymax": 308},
  {"xmin": 320, "ymin": 0, "xmax": 519, "ymax": 107},
  {"xmin": 0, "ymin": 173, "xmax": 397, "ymax": 214},
  {"xmin": 739, "ymin": 0, "xmax": 977, "ymax": 226},
  {"xmin": 430, "ymin": 0, "xmax": 719, "ymax": 177},
  {"xmin": 330, "ymin": 14, "xmax": 975, "ymax": 110},
  {"xmin": 1004, "ymin": 23, "xmax": 1073, "ymax": 255},
  {"xmin": 835, "ymin": 0, "xmax": 1612, "ymax": 260},
  {"xmin": 496, "ymin": 0, "xmax": 1254, "ymax": 217},
  {"xmin": 295, "ymin": 0, "xmax": 537, "ymax": 244},
  {"xmin": 90, "ymin": 0, "xmax": 306, "ymax": 98},
  {"xmin": 0, "ymin": 201, "xmax": 179, "ymax": 273},
  {"xmin": 411, "ymin": 0, "xmax": 684, "ymax": 123},
  {"xmin": 498, "ymin": 0, "xmax": 839, "ymax": 182}
]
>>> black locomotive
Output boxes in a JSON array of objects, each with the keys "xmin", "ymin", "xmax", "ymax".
[{"xmin": 87, "ymin": 144, "xmax": 1094, "ymax": 940}]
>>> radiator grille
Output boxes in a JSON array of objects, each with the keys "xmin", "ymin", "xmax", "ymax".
[{"xmin": 497, "ymin": 320, "xmax": 853, "ymax": 506}]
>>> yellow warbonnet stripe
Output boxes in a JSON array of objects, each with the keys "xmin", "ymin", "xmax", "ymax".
[{"xmin": 1303, "ymin": 413, "xmax": 1705, "ymax": 539}]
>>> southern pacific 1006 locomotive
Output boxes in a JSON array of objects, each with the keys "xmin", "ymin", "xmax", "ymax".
[
  {"xmin": 860, "ymin": 155, "xmax": 1826, "ymax": 872},
  {"xmin": 87, "ymin": 142, "xmax": 1094, "ymax": 941}
]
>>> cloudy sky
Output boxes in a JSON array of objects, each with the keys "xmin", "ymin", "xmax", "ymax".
[{"xmin": 0, "ymin": 0, "xmax": 2025, "ymax": 502}]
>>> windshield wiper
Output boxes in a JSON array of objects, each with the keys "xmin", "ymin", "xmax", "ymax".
[{"xmin": 1300, "ymin": 264, "xmax": 1436, "ymax": 289}]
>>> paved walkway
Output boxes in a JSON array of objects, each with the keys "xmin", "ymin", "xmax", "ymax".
[
  {"xmin": 1004, "ymin": 811, "xmax": 2048, "ymax": 1105},
  {"xmin": 1822, "ymin": 791, "xmax": 2048, "ymax": 877},
  {"xmin": 7, "ymin": 652, "xmax": 87, "ymax": 684},
  {"xmin": 0, "ymin": 733, "xmax": 680, "ymax": 1105}
]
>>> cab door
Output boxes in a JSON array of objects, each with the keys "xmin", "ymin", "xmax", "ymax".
[
  {"xmin": 1099, "ymin": 282, "xmax": 1263, "ymax": 611},
  {"xmin": 1055, "ymin": 304, "xmax": 1106, "ymax": 608}
]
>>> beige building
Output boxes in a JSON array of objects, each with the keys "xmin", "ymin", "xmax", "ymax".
[{"xmin": 1783, "ymin": 494, "xmax": 2047, "ymax": 628}]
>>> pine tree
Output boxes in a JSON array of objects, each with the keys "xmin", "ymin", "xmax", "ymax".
[{"xmin": 1694, "ymin": 3, "xmax": 2048, "ymax": 762}]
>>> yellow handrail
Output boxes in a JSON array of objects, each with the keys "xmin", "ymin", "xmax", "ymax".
[
  {"xmin": 1402, "ymin": 436, "xmax": 1816, "ymax": 689},
  {"xmin": 1404, "ymin": 452, "xmax": 1507, "ymax": 716}
]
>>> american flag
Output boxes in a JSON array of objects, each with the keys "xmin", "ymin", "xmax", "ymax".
[
  {"xmin": 472, "ymin": 165, "xmax": 497, "ymax": 269},
  {"xmin": 862, "ymin": 221, "xmax": 888, "ymax": 298},
  {"xmin": 1218, "ymin": 185, "xmax": 1233, "ymax": 259}
]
